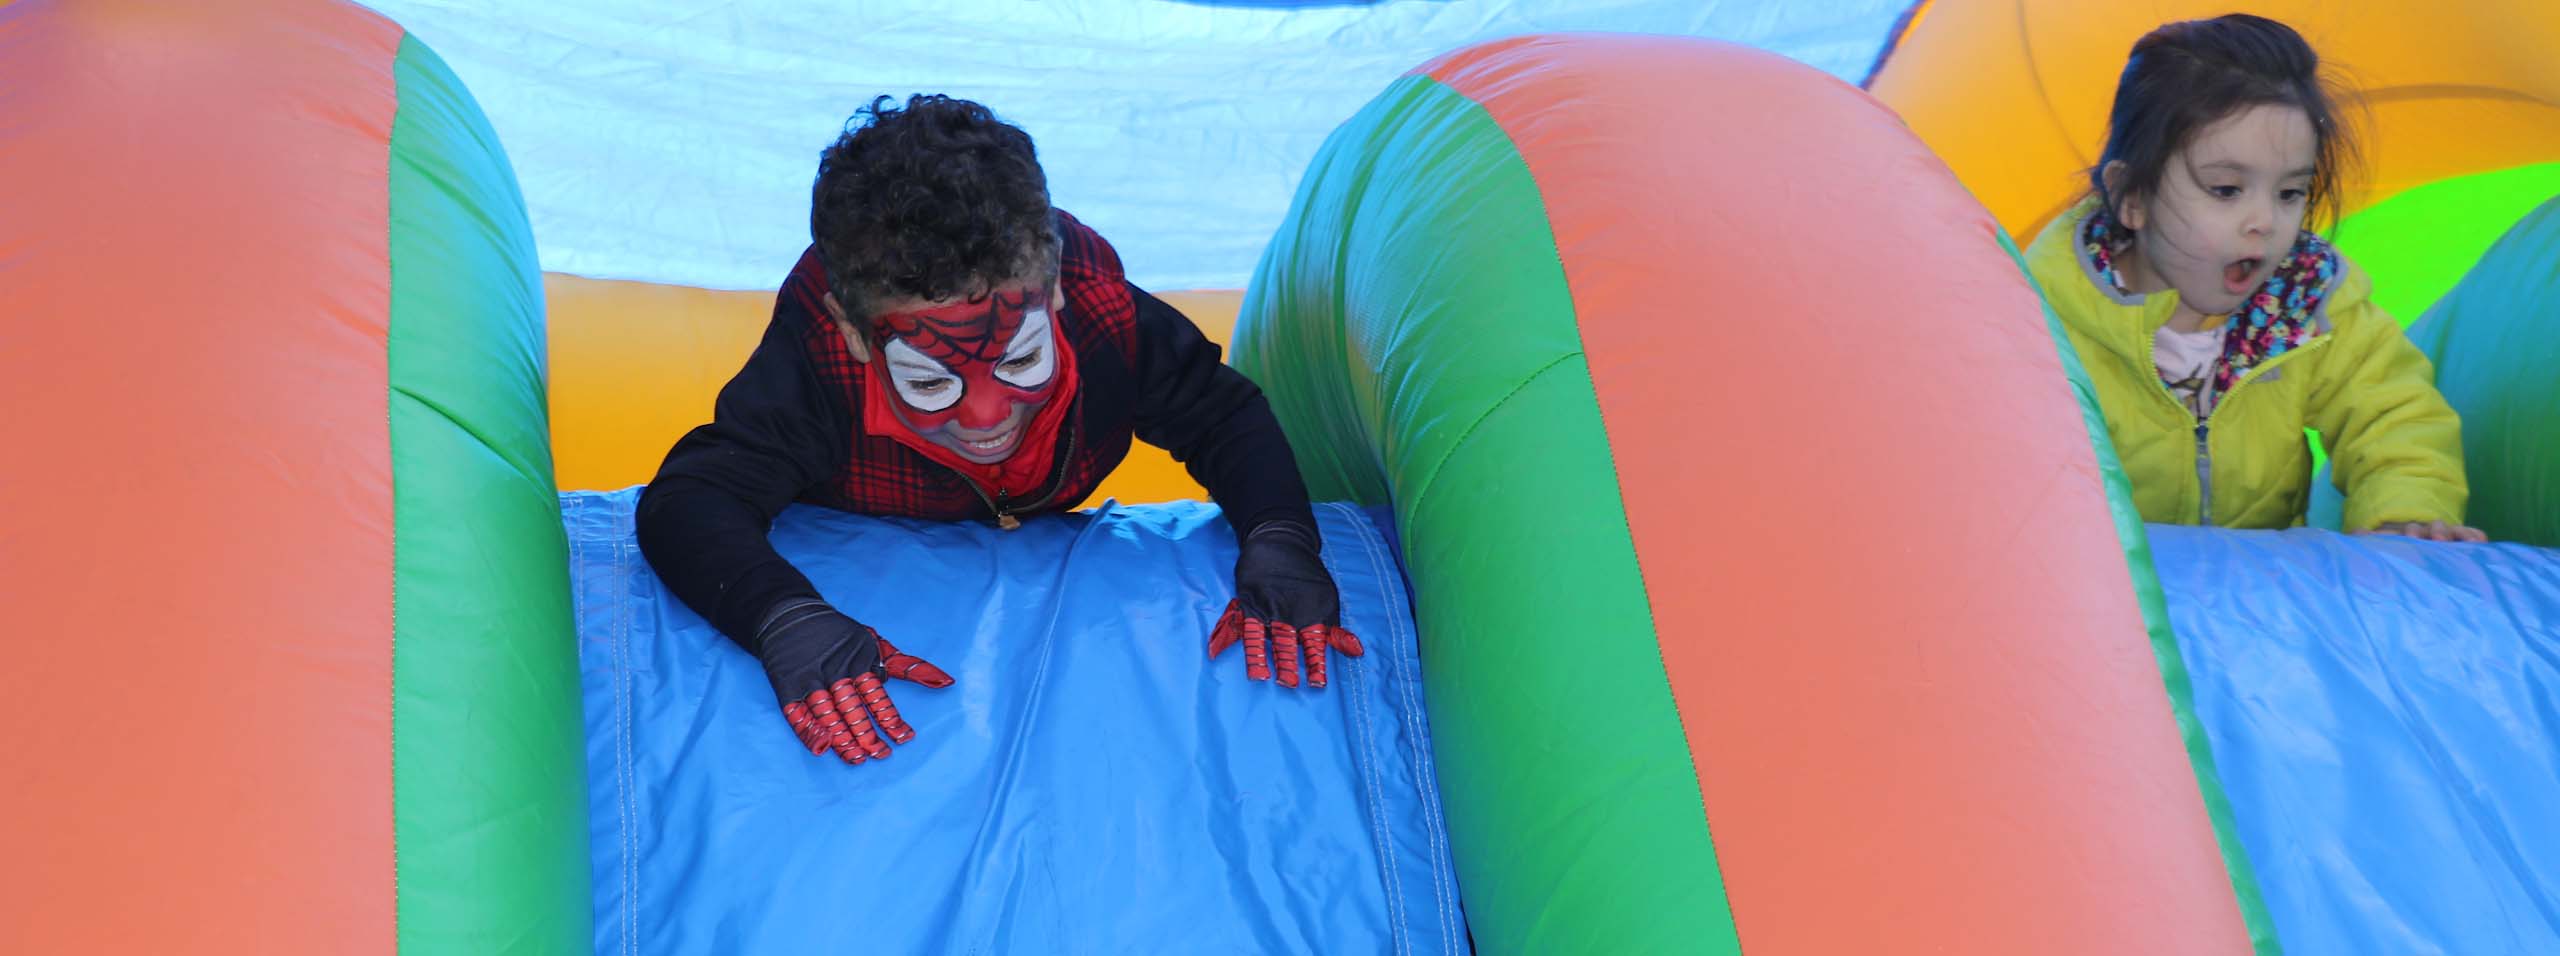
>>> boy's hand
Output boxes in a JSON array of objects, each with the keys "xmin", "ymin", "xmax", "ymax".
[
  {"xmin": 755, "ymin": 600, "xmax": 954, "ymax": 764},
  {"xmin": 2361, "ymin": 520, "xmax": 2489, "ymax": 543},
  {"xmin": 1209, "ymin": 519, "xmax": 1363, "ymax": 689}
]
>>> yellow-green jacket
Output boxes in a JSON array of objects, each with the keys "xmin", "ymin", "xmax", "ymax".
[{"xmin": 2024, "ymin": 204, "xmax": 2466, "ymax": 531}]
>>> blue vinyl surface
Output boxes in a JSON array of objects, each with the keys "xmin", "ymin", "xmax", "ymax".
[
  {"xmin": 566, "ymin": 490, "xmax": 1463, "ymax": 955},
  {"xmin": 2154, "ymin": 525, "xmax": 2560, "ymax": 955},
  {"xmin": 563, "ymin": 491, "xmax": 2560, "ymax": 954}
]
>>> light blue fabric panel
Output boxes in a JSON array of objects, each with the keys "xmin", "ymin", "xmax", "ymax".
[{"xmin": 357, "ymin": 0, "xmax": 1905, "ymax": 291}]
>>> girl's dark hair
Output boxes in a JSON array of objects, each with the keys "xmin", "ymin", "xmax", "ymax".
[
  {"xmin": 811, "ymin": 94, "xmax": 1060, "ymax": 322},
  {"xmin": 2087, "ymin": 14, "xmax": 2360, "ymax": 244}
]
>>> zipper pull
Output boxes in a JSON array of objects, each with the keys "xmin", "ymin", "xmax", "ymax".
[
  {"xmin": 993, "ymin": 488, "xmax": 1021, "ymax": 531},
  {"xmin": 2193, "ymin": 422, "xmax": 2214, "ymax": 526}
]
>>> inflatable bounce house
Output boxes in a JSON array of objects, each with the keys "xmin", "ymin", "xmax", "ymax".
[{"xmin": 3, "ymin": 1, "xmax": 2554, "ymax": 954}]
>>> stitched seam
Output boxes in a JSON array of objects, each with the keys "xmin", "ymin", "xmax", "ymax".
[
  {"xmin": 1333, "ymin": 503, "xmax": 1448, "ymax": 949},
  {"xmin": 616, "ymin": 508, "xmax": 639, "ymax": 956},
  {"xmin": 1402, "ymin": 353, "xmax": 1583, "ymax": 511},
  {"xmin": 1328, "ymin": 505, "xmax": 1408, "ymax": 955},
  {"xmin": 1333, "ymin": 505, "xmax": 1407, "ymax": 956},
  {"xmin": 1337, "ymin": 502, "xmax": 1461, "ymax": 953},
  {"xmin": 385, "ymin": 316, "xmax": 401, "ymax": 953},
  {"xmin": 1605, "ymin": 501, "xmax": 1735, "ymax": 947}
]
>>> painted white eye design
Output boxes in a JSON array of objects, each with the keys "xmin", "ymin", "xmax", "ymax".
[
  {"xmin": 995, "ymin": 307, "xmax": 1056, "ymax": 390},
  {"xmin": 883, "ymin": 338, "xmax": 961, "ymax": 413}
]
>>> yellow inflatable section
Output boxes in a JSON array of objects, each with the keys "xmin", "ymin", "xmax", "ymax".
[
  {"xmin": 1868, "ymin": 0, "xmax": 2560, "ymax": 242},
  {"xmin": 546, "ymin": 274, "xmax": 1240, "ymax": 505},
  {"xmin": 554, "ymin": 1, "xmax": 2555, "ymax": 507}
]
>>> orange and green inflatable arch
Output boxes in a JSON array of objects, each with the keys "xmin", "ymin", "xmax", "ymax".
[
  {"xmin": 0, "ymin": 3, "xmax": 587, "ymax": 952},
  {"xmin": 1236, "ymin": 33, "xmax": 2281, "ymax": 955}
]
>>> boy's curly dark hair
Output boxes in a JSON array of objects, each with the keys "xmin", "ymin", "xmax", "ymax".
[
  {"xmin": 2086, "ymin": 14, "xmax": 2362, "ymax": 245},
  {"xmin": 811, "ymin": 94, "xmax": 1059, "ymax": 324}
]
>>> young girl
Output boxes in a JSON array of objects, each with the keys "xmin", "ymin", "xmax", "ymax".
[{"xmin": 2024, "ymin": 14, "xmax": 2484, "ymax": 542}]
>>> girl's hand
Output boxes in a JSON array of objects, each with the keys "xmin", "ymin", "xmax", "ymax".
[{"xmin": 2360, "ymin": 520, "xmax": 2489, "ymax": 543}]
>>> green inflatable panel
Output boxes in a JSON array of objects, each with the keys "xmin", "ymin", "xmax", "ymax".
[
  {"xmin": 1233, "ymin": 75, "xmax": 1738, "ymax": 954},
  {"xmin": 387, "ymin": 33, "xmax": 592, "ymax": 955},
  {"xmin": 2332, "ymin": 163, "xmax": 2560, "ymax": 326}
]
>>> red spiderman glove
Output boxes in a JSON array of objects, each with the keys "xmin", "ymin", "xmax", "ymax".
[
  {"xmin": 753, "ymin": 599, "xmax": 953, "ymax": 764},
  {"xmin": 1209, "ymin": 519, "xmax": 1363, "ymax": 689}
]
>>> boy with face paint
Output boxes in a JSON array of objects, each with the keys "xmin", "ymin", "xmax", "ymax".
[
  {"xmin": 2023, "ymin": 15, "xmax": 2480, "ymax": 541},
  {"xmin": 637, "ymin": 95, "xmax": 1358, "ymax": 766}
]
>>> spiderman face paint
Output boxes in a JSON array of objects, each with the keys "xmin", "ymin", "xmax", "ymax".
[{"xmin": 871, "ymin": 284, "xmax": 1063, "ymax": 465}]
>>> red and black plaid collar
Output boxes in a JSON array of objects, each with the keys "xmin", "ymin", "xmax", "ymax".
[{"xmin": 785, "ymin": 210, "xmax": 1142, "ymax": 520}]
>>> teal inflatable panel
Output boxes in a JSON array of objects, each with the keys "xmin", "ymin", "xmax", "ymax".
[
  {"xmin": 564, "ymin": 491, "xmax": 1463, "ymax": 954},
  {"xmin": 2154, "ymin": 525, "xmax": 2560, "ymax": 954},
  {"xmin": 2311, "ymin": 195, "xmax": 2560, "ymax": 545}
]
